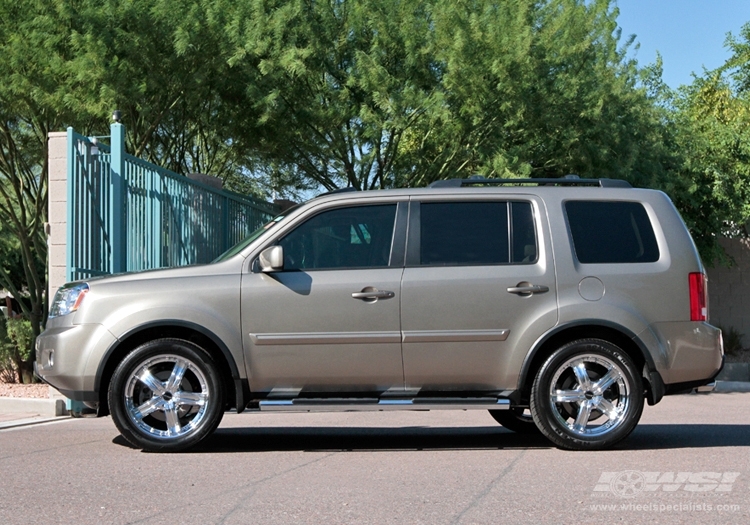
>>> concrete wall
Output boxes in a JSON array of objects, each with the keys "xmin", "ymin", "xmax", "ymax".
[
  {"xmin": 47, "ymin": 131, "xmax": 68, "ymax": 301},
  {"xmin": 707, "ymin": 237, "xmax": 750, "ymax": 345}
]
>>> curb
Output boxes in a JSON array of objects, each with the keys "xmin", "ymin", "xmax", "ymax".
[
  {"xmin": 0, "ymin": 415, "xmax": 71, "ymax": 431},
  {"xmin": 0, "ymin": 397, "xmax": 68, "ymax": 417},
  {"xmin": 712, "ymin": 381, "xmax": 750, "ymax": 393}
]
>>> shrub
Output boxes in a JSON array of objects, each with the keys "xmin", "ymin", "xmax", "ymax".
[
  {"xmin": 0, "ymin": 316, "xmax": 34, "ymax": 383},
  {"xmin": 0, "ymin": 315, "xmax": 17, "ymax": 382},
  {"xmin": 718, "ymin": 325, "xmax": 744, "ymax": 357}
]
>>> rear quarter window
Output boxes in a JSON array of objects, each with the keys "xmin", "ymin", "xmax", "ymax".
[{"xmin": 565, "ymin": 201, "xmax": 659, "ymax": 264}]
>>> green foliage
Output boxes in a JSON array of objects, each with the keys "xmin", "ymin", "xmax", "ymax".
[
  {"xmin": 661, "ymin": 21, "xmax": 750, "ymax": 265},
  {"xmin": 217, "ymin": 0, "xmax": 666, "ymax": 193},
  {"xmin": 219, "ymin": 0, "xmax": 441, "ymax": 191},
  {"xmin": 3, "ymin": 0, "xmax": 750, "ymax": 278},
  {"xmin": 5, "ymin": 317, "xmax": 33, "ymax": 362},
  {"xmin": 63, "ymin": 0, "xmax": 261, "ymax": 188},
  {"xmin": 0, "ymin": 316, "xmax": 33, "ymax": 383},
  {"xmin": 0, "ymin": 224, "xmax": 24, "ymax": 289},
  {"xmin": 0, "ymin": 315, "xmax": 15, "ymax": 382},
  {"xmin": 0, "ymin": 0, "xmax": 268, "ymax": 358}
]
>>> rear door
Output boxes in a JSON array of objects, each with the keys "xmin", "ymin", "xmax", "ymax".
[{"xmin": 400, "ymin": 196, "xmax": 558, "ymax": 391}]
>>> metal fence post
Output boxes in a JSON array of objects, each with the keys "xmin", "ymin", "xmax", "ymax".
[{"xmin": 110, "ymin": 123, "xmax": 126, "ymax": 273}]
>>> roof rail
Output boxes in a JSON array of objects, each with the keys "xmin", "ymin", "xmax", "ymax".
[
  {"xmin": 316, "ymin": 187, "xmax": 359, "ymax": 197},
  {"xmin": 427, "ymin": 178, "xmax": 632, "ymax": 189}
]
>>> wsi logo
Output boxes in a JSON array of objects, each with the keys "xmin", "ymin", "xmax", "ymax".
[{"xmin": 593, "ymin": 471, "xmax": 741, "ymax": 498}]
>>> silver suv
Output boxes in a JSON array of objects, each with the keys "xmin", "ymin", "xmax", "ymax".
[{"xmin": 36, "ymin": 178, "xmax": 724, "ymax": 451}]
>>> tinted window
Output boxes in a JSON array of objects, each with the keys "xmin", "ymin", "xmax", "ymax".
[
  {"xmin": 419, "ymin": 201, "xmax": 535, "ymax": 266},
  {"xmin": 511, "ymin": 202, "xmax": 537, "ymax": 263},
  {"xmin": 279, "ymin": 205, "xmax": 396, "ymax": 270},
  {"xmin": 565, "ymin": 201, "xmax": 659, "ymax": 263}
]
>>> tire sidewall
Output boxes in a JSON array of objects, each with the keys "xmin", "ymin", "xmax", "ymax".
[
  {"xmin": 108, "ymin": 338, "xmax": 224, "ymax": 452},
  {"xmin": 530, "ymin": 339, "xmax": 644, "ymax": 450}
]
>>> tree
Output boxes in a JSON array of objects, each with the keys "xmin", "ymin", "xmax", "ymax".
[
  {"xmin": 661, "ymin": 21, "xmax": 750, "ymax": 265},
  {"xmin": 0, "ymin": 0, "xmax": 268, "ymax": 381},
  {"xmin": 219, "ymin": 0, "xmax": 440, "ymax": 191},
  {"xmin": 60, "ymin": 0, "xmax": 267, "ymax": 195},
  {"xmin": 0, "ymin": 2, "xmax": 69, "ymax": 380},
  {"xmin": 219, "ymin": 0, "xmax": 665, "ymax": 192},
  {"xmin": 397, "ymin": 0, "xmax": 668, "ymax": 187}
]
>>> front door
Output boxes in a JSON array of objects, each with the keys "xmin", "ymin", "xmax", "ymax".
[{"xmin": 241, "ymin": 203, "xmax": 405, "ymax": 394}]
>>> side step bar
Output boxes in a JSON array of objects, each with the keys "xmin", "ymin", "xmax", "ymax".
[{"xmin": 256, "ymin": 397, "xmax": 510, "ymax": 412}]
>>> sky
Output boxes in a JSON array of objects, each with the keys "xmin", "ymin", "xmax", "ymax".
[{"xmin": 615, "ymin": 0, "xmax": 750, "ymax": 88}]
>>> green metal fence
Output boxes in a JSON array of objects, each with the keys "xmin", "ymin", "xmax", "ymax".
[{"xmin": 67, "ymin": 124, "xmax": 276, "ymax": 281}]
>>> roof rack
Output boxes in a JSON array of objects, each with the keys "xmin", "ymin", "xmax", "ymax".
[{"xmin": 427, "ymin": 177, "xmax": 632, "ymax": 189}]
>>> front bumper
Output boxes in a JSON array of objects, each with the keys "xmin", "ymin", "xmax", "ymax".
[{"xmin": 35, "ymin": 322, "xmax": 118, "ymax": 402}]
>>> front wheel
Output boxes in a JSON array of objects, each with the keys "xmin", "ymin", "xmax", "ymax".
[
  {"xmin": 530, "ymin": 339, "xmax": 644, "ymax": 450},
  {"xmin": 108, "ymin": 339, "xmax": 225, "ymax": 452}
]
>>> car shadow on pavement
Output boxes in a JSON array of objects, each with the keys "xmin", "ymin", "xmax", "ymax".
[
  {"xmin": 113, "ymin": 423, "xmax": 750, "ymax": 453},
  {"xmin": 186, "ymin": 426, "xmax": 553, "ymax": 453},
  {"xmin": 623, "ymin": 424, "xmax": 750, "ymax": 450}
]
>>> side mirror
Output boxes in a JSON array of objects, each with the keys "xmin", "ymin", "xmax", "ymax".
[{"xmin": 258, "ymin": 245, "xmax": 284, "ymax": 272}]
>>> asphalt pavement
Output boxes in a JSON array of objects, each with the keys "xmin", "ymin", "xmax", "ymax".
[{"xmin": 0, "ymin": 392, "xmax": 748, "ymax": 525}]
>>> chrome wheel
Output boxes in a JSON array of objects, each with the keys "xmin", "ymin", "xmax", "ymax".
[
  {"xmin": 124, "ymin": 354, "xmax": 210, "ymax": 440},
  {"xmin": 547, "ymin": 353, "xmax": 630, "ymax": 437},
  {"xmin": 109, "ymin": 339, "xmax": 224, "ymax": 451},
  {"xmin": 530, "ymin": 339, "xmax": 644, "ymax": 450}
]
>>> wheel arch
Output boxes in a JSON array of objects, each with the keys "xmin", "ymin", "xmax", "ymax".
[
  {"xmin": 517, "ymin": 320, "xmax": 663, "ymax": 406},
  {"xmin": 95, "ymin": 320, "xmax": 247, "ymax": 416}
]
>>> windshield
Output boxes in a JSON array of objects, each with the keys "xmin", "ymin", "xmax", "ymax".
[{"xmin": 212, "ymin": 205, "xmax": 301, "ymax": 262}]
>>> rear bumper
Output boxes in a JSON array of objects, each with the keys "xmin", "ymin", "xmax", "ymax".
[
  {"xmin": 650, "ymin": 321, "xmax": 723, "ymax": 386},
  {"xmin": 663, "ymin": 354, "xmax": 724, "ymax": 396}
]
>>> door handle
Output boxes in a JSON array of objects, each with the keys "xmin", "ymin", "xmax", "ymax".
[
  {"xmin": 507, "ymin": 283, "xmax": 549, "ymax": 296},
  {"xmin": 352, "ymin": 288, "xmax": 395, "ymax": 301}
]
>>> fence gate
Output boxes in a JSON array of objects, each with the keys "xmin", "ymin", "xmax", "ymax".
[{"xmin": 65, "ymin": 123, "xmax": 277, "ymax": 282}]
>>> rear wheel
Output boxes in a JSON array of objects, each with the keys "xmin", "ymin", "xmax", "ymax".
[
  {"xmin": 489, "ymin": 408, "xmax": 540, "ymax": 434},
  {"xmin": 530, "ymin": 339, "xmax": 644, "ymax": 450},
  {"xmin": 108, "ymin": 339, "xmax": 224, "ymax": 452}
]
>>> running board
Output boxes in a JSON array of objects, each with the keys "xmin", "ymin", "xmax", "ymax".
[{"xmin": 256, "ymin": 397, "xmax": 511, "ymax": 412}]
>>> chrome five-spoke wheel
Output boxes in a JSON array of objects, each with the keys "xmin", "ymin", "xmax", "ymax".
[
  {"xmin": 530, "ymin": 339, "xmax": 644, "ymax": 450},
  {"xmin": 125, "ymin": 354, "xmax": 210, "ymax": 439},
  {"xmin": 109, "ymin": 339, "xmax": 224, "ymax": 451}
]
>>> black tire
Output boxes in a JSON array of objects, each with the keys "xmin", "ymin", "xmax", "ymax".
[
  {"xmin": 489, "ymin": 408, "xmax": 540, "ymax": 434},
  {"xmin": 530, "ymin": 339, "xmax": 644, "ymax": 451},
  {"xmin": 108, "ymin": 338, "xmax": 225, "ymax": 452}
]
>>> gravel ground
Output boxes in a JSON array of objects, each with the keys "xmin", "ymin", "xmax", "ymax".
[{"xmin": 0, "ymin": 382, "xmax": 51, "ymax": 398}]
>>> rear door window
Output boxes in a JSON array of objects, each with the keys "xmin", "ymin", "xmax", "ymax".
[
  {"xmin": 418, "ymin": 201, "xmax": 536, "ymax": 266},
  {"xmin": 565, "ymin": 201, "xmax": 659, "ymax": 263}
]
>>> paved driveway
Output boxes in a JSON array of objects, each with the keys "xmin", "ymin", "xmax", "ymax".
[{"xmin": 1, "ymin": 393, "xmax": 749, "ymax": 524}]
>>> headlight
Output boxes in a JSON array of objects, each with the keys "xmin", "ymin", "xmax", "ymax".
[{"xmin": 49, "ymin": 282, "xmax": 89, "ymax": 319}]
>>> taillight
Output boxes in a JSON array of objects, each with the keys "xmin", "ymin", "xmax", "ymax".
[{"xmin": 689, "ymin": 272, "xmax": 707, "ymax": 321}]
